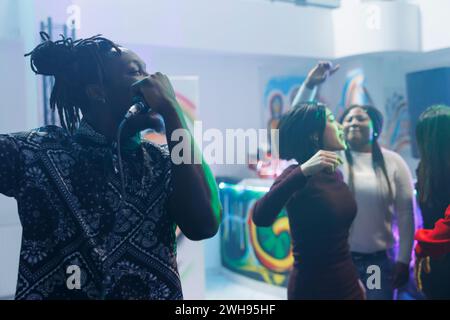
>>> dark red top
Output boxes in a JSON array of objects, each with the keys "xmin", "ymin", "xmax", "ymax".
[{"xmin": 253, "ymin": 165, "xmax": 363, "ymax": 300}]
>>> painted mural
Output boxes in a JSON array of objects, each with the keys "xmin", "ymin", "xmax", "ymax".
[
  {"xmin": 219, "ymin": 182, "xmax": 293, "ymax": 287},
  {"xmin": 381, "ymin": 91, "xmax": 411, "ymax": 153},
  {"xmin": 336, "ymin": 68, "xmax": 374, "ymax": 118},
  {"xmin": 264, "ymin": 76, "xmax": 305, "ymax": 138}
]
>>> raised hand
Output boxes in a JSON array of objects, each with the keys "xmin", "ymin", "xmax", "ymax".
[
  {"xmin": 300, "ymin": 150, "xmax": 343, "ymax": 177},
  {"xmin": 131, "ymin": 72, "xmax": 177, "ymax": 117},
  {"xmin": 305, "ymin": 61, "xmax": 340, "ymax": 89}
]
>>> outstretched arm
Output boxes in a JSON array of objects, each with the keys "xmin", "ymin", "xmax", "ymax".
[{"xmin": 292, "ymin": 61, "xmax": 339, "ymax": 107}]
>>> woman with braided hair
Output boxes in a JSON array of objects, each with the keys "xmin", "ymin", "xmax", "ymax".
[{"xmin": 0, "ymin": 32, "xmax": 221, "ymax": 300}]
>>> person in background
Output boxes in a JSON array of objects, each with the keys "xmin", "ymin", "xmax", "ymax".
[
  {"xmin": 293, "ymin": 62, "xmax": 415, "ymax": 300},
  {"xmin": 415, "ymin": 205, "xmax": 450, "ymax": 258},
  {"xmin": 253, "ymin": 102, "xmax": 365, "ymax": 300},
  {"xmin": 415, "ymin": 204, "xmax": 450, "ymax": 293},
  {"xmin": 414, "ymin": 105, "xmax": 450, "ymax": 299}
]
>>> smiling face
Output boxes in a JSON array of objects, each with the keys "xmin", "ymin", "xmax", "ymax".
[
  {"xmin": 322, "ymin": 108, "xmax": 346, "ymax": 151},
  {"xmin": 341, "ymin": 107, "xmax": 374, "ymax": 151}
]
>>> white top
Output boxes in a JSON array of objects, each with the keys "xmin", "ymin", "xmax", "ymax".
[{"xmin": 340, "ymin": 149, "xmax": 415, "ymax": 264}]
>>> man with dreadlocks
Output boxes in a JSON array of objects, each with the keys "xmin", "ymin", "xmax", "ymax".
[{"xmin": 0, "ymin": 33, "xmax": 221, "ymax": 300}]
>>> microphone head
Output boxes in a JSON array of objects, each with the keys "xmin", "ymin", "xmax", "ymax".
[{"xmin": 125, "ymin": 95, "xmax": 151, "ymax": 119}]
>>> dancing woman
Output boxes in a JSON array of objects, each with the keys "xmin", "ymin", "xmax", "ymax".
[{"xmin": 252, "ymin": 102, "xmax": 365, "ymax": 300}]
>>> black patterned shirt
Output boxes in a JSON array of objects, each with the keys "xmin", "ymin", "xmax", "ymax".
[{"xmin": 0, "ymin": 120, "xmax": 182, "ymax": 300}]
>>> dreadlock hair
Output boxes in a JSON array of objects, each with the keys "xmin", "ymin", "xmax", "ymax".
[
  {"xmin": 277, "ymin": 102, "xmax": 327, "ymax": 164},
  {"xmin": 339, "ymin": 104, "xmax": 393, "ymax": 203},
  {"xmin": 25, "ymin": 32, "xmax": 122, "ymax": 134}
]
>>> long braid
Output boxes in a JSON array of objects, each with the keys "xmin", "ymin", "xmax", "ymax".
[
  {"xmin": 344, "ymin": 147, "xmax": 355, "ymax": 193},
  {"xmin": 372, "ymin": 139, "xmax": 394, "ymax": 204}
]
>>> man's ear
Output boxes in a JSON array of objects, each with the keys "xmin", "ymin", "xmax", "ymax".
[{"xmin": 85, "ymin": 84, "xmax": 106, "ymax": 104}]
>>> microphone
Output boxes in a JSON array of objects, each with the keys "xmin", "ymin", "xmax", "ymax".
[
  {"xmin": 124, "ymin": 95, "xmax": 151, "ymax": 120},
  {"xmin": 116, "ymin": 81, "xmax": 153, "ymax": 199}
]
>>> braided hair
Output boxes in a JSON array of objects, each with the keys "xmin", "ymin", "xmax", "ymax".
[
  {"xmin": 339, "ymin": 105, "xmax": 393, "ymax": 203},
  {"xmin": 25, "ymin": 32, "xmax": 122, "ymax": 133}
]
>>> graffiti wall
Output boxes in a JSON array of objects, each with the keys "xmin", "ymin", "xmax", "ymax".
[{"xmin": 220, "ymin": 182, "xmax": 293, "ymax": 287}]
